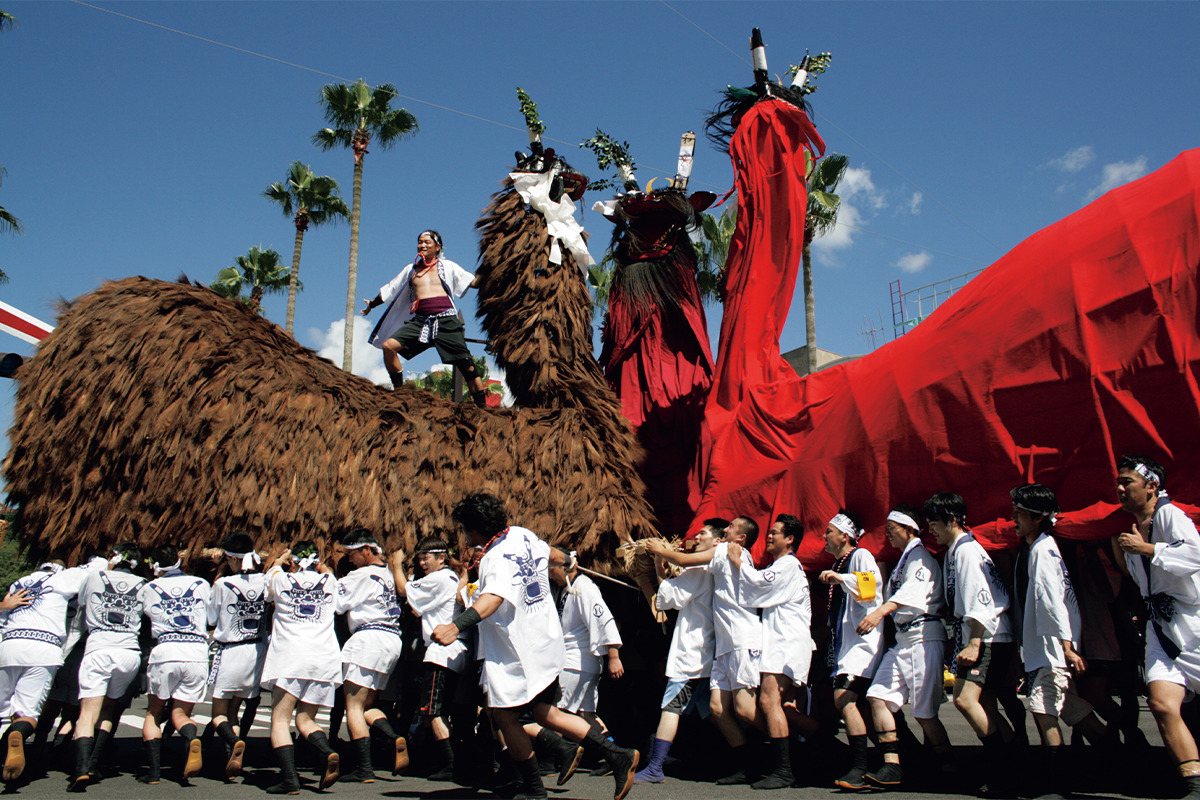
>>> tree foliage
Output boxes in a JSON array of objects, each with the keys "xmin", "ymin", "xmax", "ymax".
[{"xmin": 211, "ymin": 246, "xmax": 294, "ymax": 313}]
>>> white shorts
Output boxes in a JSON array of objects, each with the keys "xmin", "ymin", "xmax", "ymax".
[
  {"xmin": 78, "ymin": 649, "xmax": 142, "ymax": 700},
  {"xmin": 342, "ymin": 663, "xmax": 390, "ymax": 692},
  {"xmin": 710, "ymin": 649, "xmax": 762, "ymax": 692},
  {"xmin": 0, "ymin": 665, "xmax": 57, "ymax": 719},
  {"xmin": 867, "ymin": 639, "xmax": 946, "ymax": 720},
  {"xmin": 341, "ymin": 630, "xmax": 403, "ymax": 676},
  {"xmin": 558, "ymin": 669, "xmax": 600, "ymax": 714},
  {"xmin": 209, "ymin": 640, "xmax": 268, "ymax": 699},
  {"xmin": 146, "ymin": 661, "xmax": 208, "ymax": 703},
  {"xmin": 266, "ymin": 677, "xmax": 338, "ymax": 708},
  {"xmin": 1024, "ymin": 666, "xmax": 1093, "ymax": 726},
  {"xmin": 1146, "ymin": 627, "xmax": 1200, "ymax": 694}
]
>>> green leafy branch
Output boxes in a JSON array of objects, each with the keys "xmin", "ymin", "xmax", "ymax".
[
  {"xmin": 516, "ymin": 87, "xmax": 545, "ymax": 135},
  {"xmin": 788, "ymin": 50, "xmax": 832, "ymax": 95},
  {"xmin": 580, "ymin": 129, "xmax": 636, "ymax": 193}
]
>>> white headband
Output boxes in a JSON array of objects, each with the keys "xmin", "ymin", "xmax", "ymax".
[
  {"xmin": 226, "ymin": 550, "xmax": 263, "ymax": 571},
  {"xmin": 344, "ymin": 542, "xmax": 381, "ymax": 553},
  {"xmin": 886, "ymin": 511, "xmax": 919, "ymax": 531},
  {"xmin": 152, "ymin": 559, "xmax": 181, "ymax": 576},
  {"xmin": 1135, "ymin": 463, "xmax": 1162, "ymax": 486},
  {"xmin": 39, "ymin": 562, "xmax": 64, "ymax": 575},
  {"xmin": 293, "ymin": 553, "xmax": 321, "ymax": 570},
  {"xmin": 1013, "ymin": 501, "xmax": 1058, "ymax": 526},
  {"xmin": 830, "ymin": 514, "xmax": 861, "ymax": 541},
  {"xmin": 108, "ymin": 552, "xmax": 138, "ymax": 570}
]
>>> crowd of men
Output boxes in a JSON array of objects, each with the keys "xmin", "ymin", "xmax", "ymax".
[{"xmin": 0, "ymin": 454, "xmax": 1198, "ymax": 800}]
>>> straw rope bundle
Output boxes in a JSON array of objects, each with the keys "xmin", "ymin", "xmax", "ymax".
[
  {"xmin": 4, "ymin": 268, "xmax": 656, "ymax": 569},
  {"xmin": 616, "ymin": 536, "xmax": 683, "ymax": 622}
]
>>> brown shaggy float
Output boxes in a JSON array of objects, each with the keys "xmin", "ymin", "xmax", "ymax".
[{"xmin": 3, "ymin": 183, "xmax": 659, "ymax": 576}]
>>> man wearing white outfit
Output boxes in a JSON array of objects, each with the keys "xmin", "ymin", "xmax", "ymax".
[
  {"xmin": 336, "ymin": 528, "xmax": 406, "ymax": 783},
  {"xmin": 647, "ymin": 514, "xmax": 763, "ymax": 787},
  {"xmin": 550, "ymin": 547, "xmax": 624, "ymax": 721},
  {"xmin": 926, "ymin": 490, "xmax": 1017, "ymax": 796},
  {"xmin": 260, "ymin": 541, "xmax": 348, "ymax": 794},
  {"xmin": 1114, "ymin": 455, "xmax": 1200, "ymax": 800},
  {"xmin": 432, "ymin": 493, "xmax": 637, "ymax": 800},
  {"xmin": 0, "ymin": 558, "xmax": 90, "ymax": 785},
  {"xmin": 69, "ymin": 543, "xmax": 146, "ymax": 791},
  {"xmin": 634, "ymin": 519, "xmax": 725, "ymax": 785},
  {"xmin": 819, "ymin": 509, "xmax": 884, "ymax": 790},
  {"xmin": 207, "ymin": 531, "xmax": 269, "ymax": 781},
  {"xmin": 731, "ymin": 513, "xmax": 815, "ymax": 790},
  {"xmin": 860, "ymin": 505, "xmax": 951, "ymax": 789},
  {"xmin": 138, "ymin": 546, "xmax": 211, "ymax": 785}
]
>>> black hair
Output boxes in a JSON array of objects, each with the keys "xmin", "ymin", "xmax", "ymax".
[
  {"xmin": 1010, "ymin": 483, "xmax": 1060, "ymax": 524},
  {"xmin": 111, "ymin": 541, "xmax": 142, "ymax": 572},
  {"xmin": 1117, "ymin": 454, "xmax": 1167, "ymax": 489},
  {"xmin": 418, "ymin": 229, "xmax": 443, "ymax": 250},
  {"xmin": 705, "ymin": 83, "xmax": 812, "ymax": 155},
  {"xmin": 148, "ymin": 546, "xmax": 180, "ymax": 569},
  {"xmin": 703, "ymin": 517, "xmax": 731, "ymax": 531},
  {"xmin": 923, "ymin": 492, "xmax": 967, "ymax": 528},
  {"xmin": 774, "ymin": 513, "xmax": 803, "ymax": 550},
  {"xmin": 889, "ymin": 504, "xmax": 923, "ymax": 532},
  {"xmin": 452, "ymin": 492, "xmax": 508, "ymax": 538},
  {"xmin": 732, "ymin": 515, "xmax": 760, "ymax": 550},
  {"xmin": 220, "ymin": 530, "xmax": 256, "ymax": 554},
  {"xmin": 416, "ymin": 535, "xmax": 450, "ymax": 555},
  {"xmin": 341, "ymin": 527, "xmax": 379, "ymax": 549}
]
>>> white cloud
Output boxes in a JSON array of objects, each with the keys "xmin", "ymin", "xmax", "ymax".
[
  {"xmin": 1048, "ymin": 146, "xmax": 1095, "ymax": 173},
  {"xmin": 1087, "ymin": 156, "xmax": 1149, "ymax": 201},
  {"xmin": 308, "ymin": 316, "xmax": 392, "ymax": 386},
  {"xmin": 895, "ymin": 251, "xmax": 933, "ymax": 274},
  {"xmin": 812, "ymin": 202, "xmax": 863, "ymax": 265},
  {"xmin": 908, "ymin": 191, "xmax": 923, "ymax": 215},
  {"xmin": 839, "ymin": 166, "xmax": 887, "ymax": 210}
]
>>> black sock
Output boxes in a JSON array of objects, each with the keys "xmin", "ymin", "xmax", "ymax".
[
  {"xmin": 141, "ymin": 739, "xmax": 162, "ymax": 781},
  {"xmin": 239, "ymin": 698, "xmax": 260, "ymax": 736},
  {"xmin": 89, "ymin": 728, "xmax": 112, "ymax": 774},
  {"xmin": 73, "ymin": 737, "xmax": 94, "ymax": 780},
  {"xmin": 216, "ymin": 721, "xmax": 240, "ymax": 747},
  {"xmin": 352, "ymin": 736, "xmax": 372, "ymax": 774},
  {"xmin": 370, "ymin": 717, "xmax": 399, "ymax": 741},
  {"xmin": 306, "ymin": 730, "xmax": 335, "ymax": 758},
  {"xmin": 269, "ymin": 744, "xmax": 300, "ymax": 791},
  {"xmin": 7, "ymin": 719, "xmax": 35, "ymax": 741},
  {"xmin": 179, "ymin": 723, "xmax": 198, "ymax": 741},
  {"xmin": 435, "ymin": 737, "xmax": 455, "ymax": 769},
  {"xmin": 848, "ymin": 734, "xmax": 870, "ymax": 770},
  {"xmin": 388, "ymin": 371, "xmax": 404, "ymax": 389}
]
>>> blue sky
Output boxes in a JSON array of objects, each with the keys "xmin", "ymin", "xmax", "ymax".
[{"xmin": 1, "ymin": 1, "xmax": 1197, "ymax": 456}]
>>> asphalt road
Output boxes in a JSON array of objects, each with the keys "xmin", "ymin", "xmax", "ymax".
[{"xmin": 0, "ymin": 698, "xmax": 1189, "ymax": 799}]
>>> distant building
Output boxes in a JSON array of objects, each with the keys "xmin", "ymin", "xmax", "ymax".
[{"xmin": 782, "ymin": 345, "xmax": 859, "ymax": 377}]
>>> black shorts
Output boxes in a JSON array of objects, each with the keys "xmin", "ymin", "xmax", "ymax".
[
  {"xmin": 417, "ymin": 664, "xmax": 459, "ymax": 718},
  {"xmin": 832, "ymin": 673, "xmax": 871, "ymax": 696},
  {"xmin": 955, "ymin": 641, "xmax": 1016, "ymax": 690},
  {"xmin": 390, "ymin": 314, "xmax": 472, "ymax": 365}
]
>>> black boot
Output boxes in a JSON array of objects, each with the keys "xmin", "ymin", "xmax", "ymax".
[
  {"xmin": 835, "ymin": 734, "xmax": 870, "ymax": 790},
  {"xmin": 179, "ymin": 723, "xmax": 202, "ymax": 781},
  {"xmin": 535, "ymin": 728, "xmax": 583, "ymax": 786},
  {"xmin": 266, "ymin": 744, "xmax": 301, "ymax": 795},
  {"xmin": 1032, "ymin": 746, "xmax": 1069, "ymax": 800},
  {"xmin": 977, "ymin": 733, "xmax": 1017, "ymax": 798},
  {"xmin": 513, "ymin": 754, "xmax": 548, "ymax": 800},
  {"xmin": 68, "ymin": 737, "xmax": 93, "ymax": 792},
  {"xmin": 216, "ymin": 721, "xmax": 243, "ymax": 780},
  {"xmin": 751, "ymin": 737, "xmax": 794, "ymax": 790},
  {"xmin": 389, "ymin": 371, "xmax": 404, "ymax": 390},
  {"xmin": 865, "ymin": 738, "xmax": 903, "ymax": 789},
  {"xmin": 305, "ymin": 730, "xmax": 339, "ymax": 790},
  {"xmin": 2, "ymin": 719, "xmax": 34, "ymax": 784},
  {"xmin": 136, "ymin": 739, "xmax": 161, "ymax": 785},
  {"xmin": 583, "ymin": 722, "xmax": 637, "ymax": 800},
  {"xmin": 370, "ymin": 717, "xmax": 408, "ymax": 774},
  {"xmin": 341, "ymin": 737, "xmax": 375, "ymax": 783},
  {"xmin": 88, "ymin": 727, "xmax": 113, "ymax": 780},
  {"xmin": 1184, "ymin": 775, "xmax": 1200, "ymax": 800},
  {"xmin": 494, "ymin": 749, "xmax": 522, "ymax": 798},
  {"xmin": 427, "ymin": 737, "xmax": 456, "ymax": 782},
  {"xmin": 471, "ymin": 389, "xmax": 489, "ymax": 408},
  {"xmin": 717, "ymin": 743, "xmax": 751, "ymax": 785}
]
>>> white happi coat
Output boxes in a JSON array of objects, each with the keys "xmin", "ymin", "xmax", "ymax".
[
  {"xmin": 81, "ymin": 567, "xmax": 146, "ymax": 654},
  {"xmin": 656, "ymin": 566, "xmax": 714, "ymax": 681},
  {"xmin": 708, "ymin": 543, "xmax": 763, "ymax": 657},
  {"xmin": 560, "ymin": 573, "xmax": 622, "ymax": 675},
  {"xmin": 0, "ymin": 565, "xmax": 91, "ymax": 667},
  {"xmin": 885, "ymin": 539, "xmax": 947, "ymax": 646},
  {"xmin": 1124, "ymin": 496, "xmax": 1200, "ymax": 657},
  {"xmin": 261, "ymin": 567, "xmax": 348, "ymax": 685},
  {"xmin": 831, "ymin": 548, "xmax": 885, "ymax": 677},
  {"xmin": 140, "ymin": 571, "xmax": 211, "ymax": 664},
  {"xmin": 339, "ymin": 563, "xmax": 404, "ymax": 673},
  {"xmin": 475, "ymin": 526, "xmax": 565, "ymax": 708},
  {"xmin": 208, "ymin": 571, "xmax": 269, "ymax": 644},
  {"xmin": 944, "ymin": 532, "xmax": 1013, "ymax": 644},
  {"xmin": 1019, "ymin": 533, "xmax": 1080, "ymax": 672},
  {"xmin": 406, "ymin": 567, "xmax": 469, "ymax": 672},
  {"xmin": 366, "ymin": 257, "xmax": 474, "ymax": 349},
  {"xmin": 740, "ymin": 552, "xmax": 814, "ymax": 681}
]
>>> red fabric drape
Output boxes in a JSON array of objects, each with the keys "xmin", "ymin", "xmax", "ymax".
[{"xmin": 691, "ymin": 142, "xmax": 1200, "ymax": 570}]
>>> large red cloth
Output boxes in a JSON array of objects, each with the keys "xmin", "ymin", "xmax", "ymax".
[
  {"xmin": 601, "ymin": 256, "xmax": 714, "ymax": 534},
  {"xmin": 692, "ymin": 146, "xmax": 1200, "ymax": 570}
]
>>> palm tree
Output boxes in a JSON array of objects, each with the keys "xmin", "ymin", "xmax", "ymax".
[
  {"xmin": 211, "ymin": 246, "xmax": 293, "ymax": 313},
  {"xmin": 693, "ymin": 203, "xmax": 737, "ymax": 303},
  {"xmin": 313, "ymin": 79, "xmax": 418, "ymax": 371},
  {"xmin": 803, "ymin": 152, "xmax": 849, "ymax": 373},
  {"xmin": 0, "ymin": 167, "xmax": 22, "ymax": 285},
  {"xmin": 0, "ymin": 9, "xmax": 16, "ymax": 32},
  {"xmin": 263, "ymin": 161, "xmax": 349, "ymax": 334}
]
